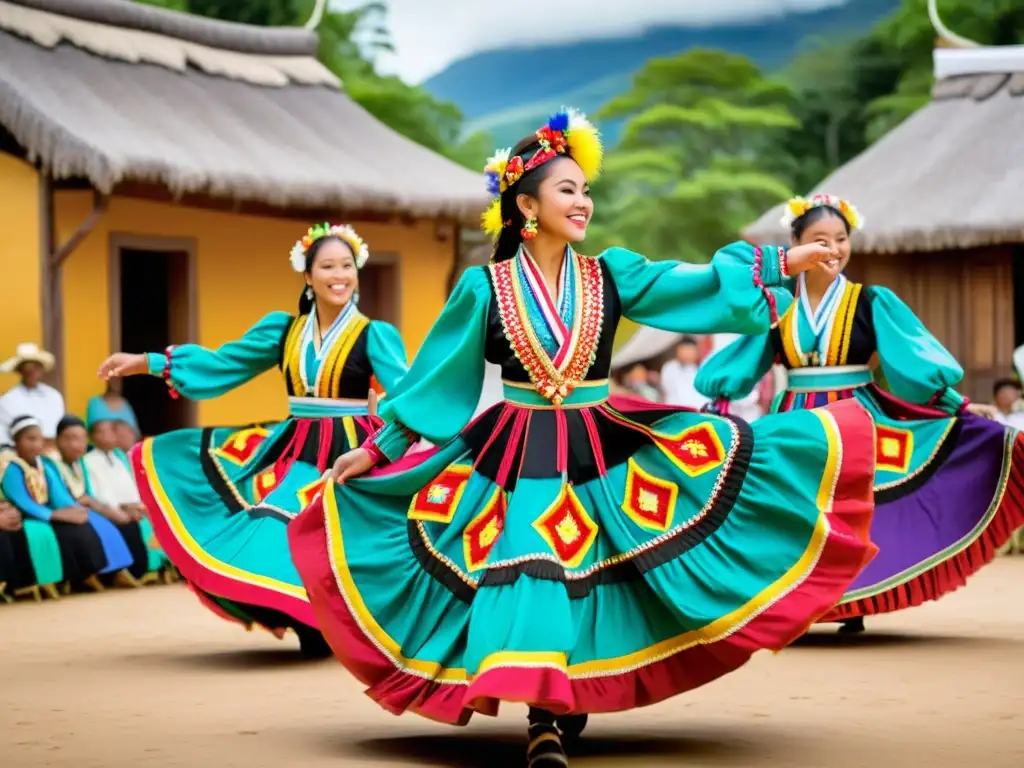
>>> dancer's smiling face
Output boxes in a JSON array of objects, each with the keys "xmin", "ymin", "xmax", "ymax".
[
  {"xmin": 517, "ymin": 156, "xmax": 593, "ymax": 245},
  {"xmin": 306, "ymin": 237, "xmax": 359, "ymax": 310},
  {"xmin": 791, "ymin": 207, "xmax": 851, "ymax": 281}
]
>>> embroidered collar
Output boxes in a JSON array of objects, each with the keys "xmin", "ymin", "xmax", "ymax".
[
  {"xmin": 792, "ymin": 274, "xmax": 847, "ymax": 366},
  {"xmin": 490, "ymin": 246, "xmax": 604, "ymax": 405},
  {"xmin": 298, "ymin": 302, "xmax": 357, "ymax": 394}
]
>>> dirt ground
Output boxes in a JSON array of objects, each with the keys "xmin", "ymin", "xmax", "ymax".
[{"xmin": 2, "ymin": 559, "xmax": 1022, "ymax": 768}]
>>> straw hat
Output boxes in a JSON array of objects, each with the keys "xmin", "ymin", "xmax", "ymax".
[{"xmin": 0, "ymin": 343, "xmax": 56, "ymax": 374}]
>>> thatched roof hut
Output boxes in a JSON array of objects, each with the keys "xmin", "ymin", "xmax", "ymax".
[
  {"xmin": 0, "ymin": 0, "xmax": 485, "ymax": 218},
  {"xmin": 744, "ymin": 46, "xmax": 1024, "ymax": 252},
  {"xmin": 0, "ymin": 0, "xmax": 488, "ymax": 425}
]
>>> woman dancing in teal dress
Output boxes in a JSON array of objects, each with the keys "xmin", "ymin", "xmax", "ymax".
[
  {"xmin": 696, "ymin": 195, "xmax": 1024, "ymax": 634},
  {"xmin": 289, "ymin": 110, "xmax": 879, "ymax": 766},
  {"xmin": 97, "ymin": 225, "xmax": 408, "ymax": 656}
]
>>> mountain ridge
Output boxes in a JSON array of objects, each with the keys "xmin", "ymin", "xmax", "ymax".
[{"xmin": 421, "ymin": 0, "xmax": 899, "ymax": 146}]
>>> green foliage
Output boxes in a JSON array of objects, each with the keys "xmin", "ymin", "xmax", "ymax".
[
  {"xmin": 132, "ymin": 0, "xmax": 488, "ymax": 169},
  {"xmin": 779, "ymin": 0, "xmax": 1024, "ymax": 193},
  {"xmin": 589, "ymin": 0, "xmax": 1024, "ymax": 266},
  {"xmin": 586, "ymin": 49, "xmax": 798, "ymax": 263}
]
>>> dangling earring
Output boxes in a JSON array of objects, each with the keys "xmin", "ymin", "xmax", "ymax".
[
  {"xmin": 305, "ymin": 286, "xmax": 314, "ymax": 300},
  {"xmin": 352, "ymin": 290, "xmax": 360, "ymax": 305},
  {"xmin": 521, "ymin": 218, "xmax": 538, "ymax": 240}
]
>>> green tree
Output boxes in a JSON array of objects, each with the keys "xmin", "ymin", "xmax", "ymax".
[
  {"xmin": 588, "ymin": 50, "xmax": 798, "ymax": 263},
  {"xmin": 778, "ymin": 0, "xmax": 1024, "ymax": 194}
]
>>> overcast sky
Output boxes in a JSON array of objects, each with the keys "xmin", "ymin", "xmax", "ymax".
[{"xmin": 328, "ymin": 0, "xmax": 852, "ymax": 83}]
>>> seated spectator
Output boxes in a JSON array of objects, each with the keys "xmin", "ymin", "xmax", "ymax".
[
  {"xmin": 51, "ymin": 416, "xmax": 164, "ymax": 583},
  {"xmin": 992, "ymin": 378, "xmax": 1024, "ymax": 430},
  {"xmin": 115, "ymin": 421, "xmax": 140, "ymax": 453},
  {"xmin": 86, "ymin": 378, "xmax": 140, "ymax": 449},
  {"xmin": 622, "ymin": 362, "xmax": 660, "ymax": 402},
  {"xmin": 0, "ymin": 415, "xmax": 131, "ymax": 592},
  {"xmin": 0, "ymin": 498, "xmax": 45, "ymax": 600},
  {"xmin": 0, "ymin": 343, "xmax": 65, "ymax": 452}
]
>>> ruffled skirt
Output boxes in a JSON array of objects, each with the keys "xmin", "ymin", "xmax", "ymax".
[
  {"xmin": 289, "ymin": 397, "xmax": 876, "ymax": 723},
  {"xmin": 776, "ymin": 385, "xmax": 1024, "ymax": 620},
  {"xmin": 133, "ymin": 414, "xmax": 379, "ymax": 637}
]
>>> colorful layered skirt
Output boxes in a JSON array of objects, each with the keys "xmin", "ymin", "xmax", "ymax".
[
  {"xmin": 289, "ymin": 383, "xmax": 877, "ymax": 723},
  {"xmin": 777, "ymin": 367, "xmax": 1024, "ymax": 621},
  {"xmin": 133, "ymin": 396, "xmax": 381, "ymax": 641}
]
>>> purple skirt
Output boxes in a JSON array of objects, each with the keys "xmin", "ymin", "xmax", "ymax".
[{"xmin": 776, "ymin": 385, "xmax": 1024, "ymax": 620}]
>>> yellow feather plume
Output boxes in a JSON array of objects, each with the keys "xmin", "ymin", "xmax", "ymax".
[
  {"xmin": 565, "ymin": 108, "xmax": 603, "ymax": 182},
  {"xmin": 481, "ymin": 199, "xmax": 504, "ymax": 238}
]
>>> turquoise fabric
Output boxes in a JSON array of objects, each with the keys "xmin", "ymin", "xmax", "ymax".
[
  {"xmin": 603, "ymin": 244, "xmax": 790, "ymax": 335},
  {"xmin": 787, "ymin": 367, "xmax": 873, "ymax": 392},
  {"xmin": 327, "ymin": 379, "xmax": 852, "ymax": 687},
  {"xmin": 21, "ymin": 519, "xmax": 63, "ymax": 586},
  {"xmin": 145, "ymin": 311, "xmax": 291, "ymax": 398},
  {"xmin": 502, "ymin": 382, "xmax": 609, "ymax": 408},
  {"xmin": 374, "ymin": 271, "xmax": 490, "ymax": 461},
  {"xmin": 86, "ymin": 396, "xmax": 139, "ymax": 431},
  {"xmin": 870, "ymin": 287, "xmax": 964, "ymax": 414},
  {"xmin": 695, "ymin": 331, "xmax": 779, "ymax": 401},
  {"xmin": 366, "ymin": 321, "xmax": 410, "ymax": 392}
]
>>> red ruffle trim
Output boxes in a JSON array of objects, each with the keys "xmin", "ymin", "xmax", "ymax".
[{"xmin": 822, "ymin": 430, "xmax": 1024, "ymax": 621}]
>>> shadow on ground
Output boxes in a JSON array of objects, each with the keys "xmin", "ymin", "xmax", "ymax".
[
  {"xmin": 336, "ymin": 728, "xmax": 771, "ymax": 767},
  {"xmin": 119, "ymin": 647, "xmax": 331, "ymax": 671},
  {"xmin": 791, "ymin": 630, "xmax": 1020, "ymax": 650}
]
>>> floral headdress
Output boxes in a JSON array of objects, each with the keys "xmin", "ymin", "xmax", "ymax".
[
  {"xmin": 780, "ymin": 194, "xmax": 864, "ymax": 231},
  {"xmin": 481, "ymin": 107, "xmax": 603, "ymax": 238},
  {"xmin": 289, "ymin": 223, "xmax": 369, "ymax": 272}
]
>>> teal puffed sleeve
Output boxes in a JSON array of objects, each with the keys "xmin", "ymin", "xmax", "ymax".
[
  {"xmin": 695, "ymin": 332, "xmax": 780, "ymax": 403},
  {"xmin": 601, "ymin": 242, "xmax": 791, "ymax": 335},
  {"xmin": 372, "ymin": 268, "xmax": 490, "ymax": 462},
  {"xmin": 366, "ymin": 320, "xmax": 409, "ymax": 395},
  {"xmin": 144, "ymin": 311, "xmax": 292, "ymax": 401},
  {"xmin": 870, "ymin": 286, "xmax": 965, "ymax": 414}
]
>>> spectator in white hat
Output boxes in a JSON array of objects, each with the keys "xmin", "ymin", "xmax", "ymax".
[{"xmin": 0, "ymin": 343, "xmax": 65, "ymax": 450}]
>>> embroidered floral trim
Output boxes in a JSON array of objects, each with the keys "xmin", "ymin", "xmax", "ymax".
[
  {"xmin": 163, "ymin": 346, "xmax": 180, "ymax": 399},
  {"xmin": 752, "ymin": 246, "xmax": 780, "ymax": 326},
  {"xmin": 490, "ymin": 249, "xmax": 604, "ymax": 405}
]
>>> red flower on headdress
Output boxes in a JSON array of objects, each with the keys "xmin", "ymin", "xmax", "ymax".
[
  {"xmin": 524, "ymin": 126, "xmax": 568, "ymax": 173},
  {"xmin": 505, "ymin": 155, "xmax": 525, "ymax": 186}
]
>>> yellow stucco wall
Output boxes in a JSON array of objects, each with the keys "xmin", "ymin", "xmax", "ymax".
[
  {"xmin": 54, "ymin": 192, "xmax": 455, "ymax": 425},
  {"xmin": 0, "ymin": 153, "xmax": 41, "ymax": 393}
]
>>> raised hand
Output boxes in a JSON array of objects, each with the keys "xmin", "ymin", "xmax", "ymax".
[
  {"xmin": 785, "ymin": 243, "xmax": 837, "ymax": 275},
  {"xmin": 97, "ymin": 353, "xmax": 149, "ymax": 380}
]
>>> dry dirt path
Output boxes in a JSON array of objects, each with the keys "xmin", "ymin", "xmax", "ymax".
[{"xmin": 2, "ymin": 559, "xmax": 1022, "ymax": 767}]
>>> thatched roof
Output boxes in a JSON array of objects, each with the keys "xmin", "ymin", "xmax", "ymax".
[
  {"xmin": 744, "ymin": 46, "xmax": 1024, "ymax": 253},
  {"xmin": 0, "ymin": 0, "xmax": 487, "ymax": 219}
]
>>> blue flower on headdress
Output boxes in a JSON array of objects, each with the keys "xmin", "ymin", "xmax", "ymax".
[
  {"xmin": 485, "ymin": 170, "xmax": 501, "ymax": 197},
  {"xmin": 548, "ymin": 111, "xmax": 569, "ymax": 133}
]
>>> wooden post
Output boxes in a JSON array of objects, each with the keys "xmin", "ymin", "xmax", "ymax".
[{"xmin": 40, "ymin": 186, "xmax": 109, "ymax": 393}]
